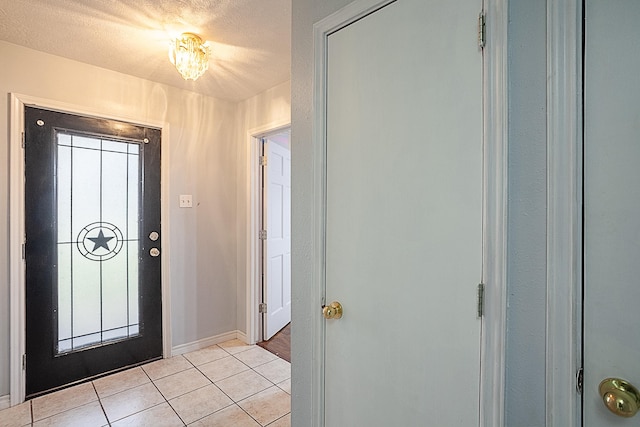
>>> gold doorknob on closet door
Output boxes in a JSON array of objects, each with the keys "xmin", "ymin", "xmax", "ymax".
[
  {"xmin": 322, "ymin": 301, "xmax": 343, "ymax": 319},
  {"xmin": 599, "ymin": 378, "xmax": 640, "ymax": 418}
]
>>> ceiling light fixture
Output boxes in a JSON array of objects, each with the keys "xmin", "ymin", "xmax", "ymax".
[{"xmin": 168, "ymin": 33, "xmax": 211, "ymax": 81}]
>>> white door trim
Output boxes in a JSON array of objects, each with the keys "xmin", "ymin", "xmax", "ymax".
[
  {"xmin": 311, "ymin": 0, "xmax": 508, "ymax": 425},
  {"xmin": 480, "ymin": 0, "xmax": 509, "ymax": 425},
  {"xmin": 9, "ymin": 94, "xmax": 26, "ymax": 406},
  {"xmin": 245, "ymin": 121, "xmax": 291, "ymax": 345},
  {"xmin": 545, "ymin": 0, "xmax": 583, "ymax": 425},
  {"xmin": 9, "ymin": 93, "xmax": 172, "ymax": 405}
]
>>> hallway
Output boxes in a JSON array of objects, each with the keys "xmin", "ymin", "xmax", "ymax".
[{"xmin": 0, "ymin": 339, "xmax": 291, "ymax": 426}]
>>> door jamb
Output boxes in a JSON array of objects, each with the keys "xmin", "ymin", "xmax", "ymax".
[
  {"xmin": 311, "ymin": 0, "xmax": 508, "ymax": 425},
  {"xmin": 245, "ymin": 121, "xmax": 291, "ymax": 345},
  {"xmin": 480, "ymin": 0, "xmax": 509, "ymax": 425},
  {"xmin": 545, "ymin": 0, "xmax": 583, "ymax": 425},
  {"xmin": 9, "ymin": 93, "xmax": 172, "ymax": 405}
]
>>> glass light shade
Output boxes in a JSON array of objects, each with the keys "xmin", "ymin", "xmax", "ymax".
[{"xmin": 168, "ymin": 33, "xmax": 211, "ymax": 81}]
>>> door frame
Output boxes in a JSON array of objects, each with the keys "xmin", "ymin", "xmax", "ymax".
[
  {"xmin": 311, "ymin": 0, "xmax": 508, "ymax": 425},
  {"xmin": 545, "ymin": 0, "xmax": 583, "ymax": 426},
  {"xmin": 245, "ymin": 121, "xmax": 291, "ymax": 345},
  {"xmin": 9, "ymin": 93, "xmax": 172, "ymax": 405}
]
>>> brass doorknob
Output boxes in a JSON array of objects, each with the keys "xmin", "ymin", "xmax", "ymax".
[
  {"xmin": 322, "ymin": 301, "xmax": 343, "ymax": 319},
  {"xmin": 599, "ymin": 378, "xmax": 640, "ymax": 418}
]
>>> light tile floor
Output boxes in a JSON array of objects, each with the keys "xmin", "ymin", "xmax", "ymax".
[{"xmin": 0, "ymin": 339, "xmax": 291, "ymax": 427}]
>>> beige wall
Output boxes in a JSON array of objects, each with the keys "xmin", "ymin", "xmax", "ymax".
[{"xmin": 0, "ymin": 40, "xmax": 290, "ymax": 400}]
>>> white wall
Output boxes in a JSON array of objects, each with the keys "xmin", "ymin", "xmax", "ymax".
[{"xmin": 0, "ymin": 40, "xmax": 241, "ymax": 398}]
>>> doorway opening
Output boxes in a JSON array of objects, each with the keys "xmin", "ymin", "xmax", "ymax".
[{"xmin": 247, "ymin": 125, "xmax": 291, "ymax": 362}]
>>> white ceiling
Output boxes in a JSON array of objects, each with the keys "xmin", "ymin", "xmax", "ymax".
[{"xmin": 0, "ymin": 0, "xmax": 291, "ymax": 102}]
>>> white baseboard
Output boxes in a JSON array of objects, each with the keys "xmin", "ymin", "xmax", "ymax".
[
  {"xmin": 236, "ymin": 330, "xmax": 249, "ymax": 344},
  {"xmin": 171, "ymin": 330, "xmax": 248, "ymax": 356},
  {"xmin": 0, "ymin": 395, "xmax": 10, "ymax": 410}
]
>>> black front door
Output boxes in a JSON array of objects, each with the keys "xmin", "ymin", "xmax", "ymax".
[{"xmin": 24, "ymin": 106, "xmax": 162, "ymax": 398}]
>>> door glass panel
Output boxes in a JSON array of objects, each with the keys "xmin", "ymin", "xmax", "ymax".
[{"xmin": 56, "ymin": 131, "xmax": 141, "ymax": 354}]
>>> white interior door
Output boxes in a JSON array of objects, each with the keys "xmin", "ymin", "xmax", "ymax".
[
  {"xmin": 324, "ymin": 0, "xmax": 483, "ymax": 425},
  {"xmin": 263, "ymin": 139, "xmax": 292, "ymax": 340},
  {"xmin": 583, "ymin": 0, "xmax": 640, "ymax": 424}
]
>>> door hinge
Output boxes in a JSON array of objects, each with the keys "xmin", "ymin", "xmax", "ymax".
[
  {"xmin": 259, "ymin": 303, "xmax": 267, "ymax": 314},
  {"xmin": 22, "ymin": 354, "xmax": 26, "ymax": 370},
  {"xmin": 22, "ymin": 243, "xmax": 26, "ymax": 260},
  {"xmin": 21, "ymin": 132, "xmax": 25, "ymax": 149},
  {"xmin": 478, "ymin": 12, "xmax": 486, "ymax": 49},
  {"xmin": 576, "ymin": 367, "xmax": 584, "ymax": 394},
  {"xmin": 260, "ymin": 155, "xmax": 268, "ymax": 166},
  {"xmin": 259, "ymin": 230, "xmax": 267, "ymax": 240},
  {"xmin": 477, "ymin": 283, "xmax": 485, "ymax": 317}
]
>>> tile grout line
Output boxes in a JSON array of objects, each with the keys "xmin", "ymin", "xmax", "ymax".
[
  {"xmin": 227, "ymin": 351, "xmax": 289, "ymax": 427},
  {"xmin": 145, "ymin": 356, "xmax": 192, "ymax": 426},
  {"xmin": 98, "ymin": 363, "xmax": 183, "ymax": 426},
  {"xmin": 239, "ymin": 403, "xmax": 263, "ymax": 427},
  {"xmin": 179, "ymin": 402, "xmax": 236, "ymax": 426},
  {"xmin": 266, "ymin": 412, "xmax": 291, "ymax": 427},
  {"xmin": 91, "ymin": 382, "xmax": 111, "ymax": 427},
  {"xmin": 185, "ymin": 349, "xmax": 284, "ymax": 426},
  {"xmin": 145, "ymin": 348, "xmax": 252, "ymax": 426},
  {"xmin": 170, "ymin": 350, "xmax": 237, "ymax": 426}
]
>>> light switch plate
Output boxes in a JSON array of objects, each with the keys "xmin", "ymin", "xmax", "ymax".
[{"xmin": 179, "ymin": 194, "xmax": 193, "ymax": 208}]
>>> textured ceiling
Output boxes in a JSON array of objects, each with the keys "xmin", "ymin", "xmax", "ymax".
[{"xmin": 0, "ymin": 0, "xmax": 291, "ymax": 101}]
